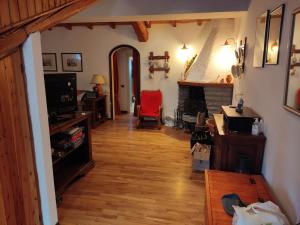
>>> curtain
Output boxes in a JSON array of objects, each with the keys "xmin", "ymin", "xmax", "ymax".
[
  {"xmin": 113, "ymin": 53, "xmax": 121, "ymax": 115},
  {"xmin": 132, "ymin": 49, "xmax": 140, "ymax": 116}
]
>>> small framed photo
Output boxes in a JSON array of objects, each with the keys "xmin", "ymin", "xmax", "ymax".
[
  {"xmin": 61, "ymin": 53, "xmax": 83, "ymax": 72},
  {"xmin": 42, "ymin": 53, "xmax": 57, "ymax": 71}
]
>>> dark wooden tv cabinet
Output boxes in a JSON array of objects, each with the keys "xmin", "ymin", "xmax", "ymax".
[{"xmin": 49, "ymin": 112, "xmax": 94, "ymax": 199}]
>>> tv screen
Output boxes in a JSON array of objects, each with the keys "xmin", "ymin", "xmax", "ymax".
[{"xmin": 44, "ymin": 73, "xmax": 77, "ymax": 116}]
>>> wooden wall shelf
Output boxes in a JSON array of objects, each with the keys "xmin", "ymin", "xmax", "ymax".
[
  {"xmin": 291, "ymin": 63, "xmax": 300, "ymax": 68},
  {"xmin": 148, "ymin": 51, "xmax": 170, "ymax": 74},
  {"xmin": 149, "ymin": 51, "xmax": 170, "ymax": 60},
  {"xmin": 177, "ymin": 81, "xmax": 233, "ymax": 88}
]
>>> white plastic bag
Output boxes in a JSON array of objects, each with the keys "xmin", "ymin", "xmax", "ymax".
[{"xmin": 232, "ymin": 201, "xmax": 290, "ymax": 225}]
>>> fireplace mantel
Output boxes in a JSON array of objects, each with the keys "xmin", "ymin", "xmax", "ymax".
[{"xmin": 177, "ymin": 80, "xmax": 233, "ymax": 88}]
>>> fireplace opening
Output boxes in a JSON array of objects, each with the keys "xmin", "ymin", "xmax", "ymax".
[
  {"xmin": 175, "ymin": 82, "xmax": 233, "ymax": 130},
  {"xmin": 175, "ymin": 86, "xmax": 208, "ymax": 130}
]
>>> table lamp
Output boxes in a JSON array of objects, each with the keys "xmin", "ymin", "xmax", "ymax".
[{"xmin": 90, "ymin": 74, "xmax": 105, "ymax": 96}]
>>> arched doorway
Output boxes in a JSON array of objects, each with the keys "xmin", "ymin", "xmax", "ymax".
[{"xmin": 109, "ymin": 45, "xmax": 141, "ymax": 120}]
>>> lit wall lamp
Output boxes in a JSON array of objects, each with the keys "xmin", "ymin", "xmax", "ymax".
[
  {"xmin": 181, "ymin": 43, "xmax": 188, "ymax": 50},
  {"xmin": 223, "ymin": 38, "xmax": 237, "ymax": 49},
  {"xmin": 179, "ymin": 43, "xmax": 190, "ymax": 62},
  {"xmin": 178, "ymin": 44, "xmax": 198, "ymax": 80},
  {"xmin": 216, "ymin": 38, "xmax": 238, "ymax": 73},
  {"xmin": 222, "ymin": 37, "xmax": 248, "ymax": 78},
  {"xmin": 222, "ymin": 38, "xmax": 239, "ymax": 59}
]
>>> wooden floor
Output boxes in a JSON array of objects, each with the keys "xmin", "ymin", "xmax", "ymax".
[{"xmin": 58, "ymin": 114, "xmax": 205, "ymax": 225}]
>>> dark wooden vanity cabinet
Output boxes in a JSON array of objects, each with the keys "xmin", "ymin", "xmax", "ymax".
[{"xmin": 213, "ymin": 114, "xmax": 266, "ymax": 174}]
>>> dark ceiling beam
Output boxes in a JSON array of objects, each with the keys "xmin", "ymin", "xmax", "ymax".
[
  {"xmin": 55, "ymin": 19, "xmax": 214, "ymax": 30},
  {"xmin": 86, "ymin": 24, "xmax": 93, "ymax": 30},
  {"xmin": 110, "ymin": 22, "xmax": 116, "ymax": 29},
  {"xmin": 56, "ymin": 21, "xmax": 133, "ymax": 29},
  {"xmin": 132, "ymin": 21, "xmax": 149, "ymax": 42},
  {"xmin": 144, "ymin": 21, "xmax": 151, "ymax": 28}
]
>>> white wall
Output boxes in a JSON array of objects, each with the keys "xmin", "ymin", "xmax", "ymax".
[
  {"xmin": 235, "ymin": 0, "xmax": 300, "ymax": 223},
  {"xmin": 23, "ymin": 33, "xmax": 58, "ymax": 225},
  {"xmin": 41, "ymin": 19, "xmax": 237, "ymax": 118}
]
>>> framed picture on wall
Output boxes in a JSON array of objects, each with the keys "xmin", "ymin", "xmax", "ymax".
[
  {"xmin": 42, "ymin": 53, "xmax": 57, "ymax": 72},
  {"xmin": 253, "ymin": 10, "xmax": 270, "ymax": 68},
  {"xmin": 61, "ymin": 53, "xmax": 83, "ymax": 72}
]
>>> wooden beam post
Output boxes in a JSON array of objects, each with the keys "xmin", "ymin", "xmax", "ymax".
[
  {"xmin": 110, "ymin": 22, "xmax": 116, "ymax": 29},
  {"xmin": 132, "ymin": 22, "xmax": 148, "ymax": 42},
  {"xmin": 171, "ymin": 21, "xmax": 177, "ymax": 27},
  {"xmin": 64, "ymin": 24, "xmax": 73, "ymax": 30},
  {"xmin": 0, "ymin": 30, "xmax": 27, "ymax": 59},
  {"xmin": 86, "ymin": 24, "xmax": 93, "ymax": 30},
  {"xmin": 145, "ymin": 21, "xmax": 151, "ymax": 28}
]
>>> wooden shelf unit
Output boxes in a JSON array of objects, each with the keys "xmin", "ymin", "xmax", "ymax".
[
  {"xmin": 83, "ymin": 95, "xmax": 107, "ymax": 128},
  {"xmin": 49, "ymin": 113, "xmax": 94, "ymax": 198},
  {"xmin": 178, "ymin": 80, "xmax": 233, "ymax": 88}
]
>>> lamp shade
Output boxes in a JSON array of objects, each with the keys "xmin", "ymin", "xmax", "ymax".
[{"xmin": 90, "ymin": 74, "xmax": 105, "ymax": 84}]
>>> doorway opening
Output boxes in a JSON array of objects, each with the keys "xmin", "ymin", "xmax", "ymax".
[{"xmin": 109, "ymin": 45, "xmax": 141, "ymax": 120}]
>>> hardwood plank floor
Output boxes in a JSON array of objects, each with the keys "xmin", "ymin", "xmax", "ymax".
[{"xmin": 58, "ymin": 114, "xmax": 205, "ymax": 225}]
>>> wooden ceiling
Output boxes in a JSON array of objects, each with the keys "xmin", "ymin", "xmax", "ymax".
[
  {"xmin": 0, "ymin": 0, "xmax": 97, "ymax": 57},
  {"xmin": 53, "ymin": 19, "xmax": 212, "ymax": 42}
]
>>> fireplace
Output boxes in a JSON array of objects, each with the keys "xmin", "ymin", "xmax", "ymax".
[{"xmin": 176, "ymin": 81, "xmax": 233, "ymax": 128}]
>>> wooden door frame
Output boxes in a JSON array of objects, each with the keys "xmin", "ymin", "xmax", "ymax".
[
  {"xmin": 108, "ymin": 45, "xmax": 141, "ymax": 119},
  {"xmin": 0, "ymin": 1, "xmax": 98, "ymax": 225}
]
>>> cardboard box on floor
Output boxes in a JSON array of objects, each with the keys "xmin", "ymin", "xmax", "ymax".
[{"xmin": 191, "ymin": 143, "xmax": 210, "ymax": 171}]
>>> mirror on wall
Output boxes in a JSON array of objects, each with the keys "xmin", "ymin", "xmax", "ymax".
[
  {"xmin": 253, "ymin": 11, "xmax": 269, "ymax": 68},
  {"xmin": 265, "ymin": 5, "xmax": 285, "ymax": 65},
  {"xmin": 284, "ymin": 9, "xmax": 300, "ymax": 116}
]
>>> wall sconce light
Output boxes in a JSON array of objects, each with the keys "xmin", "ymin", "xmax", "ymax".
[
  {"xmin": 181, "ymin": 43, "xmax": 188, "ymax": 50},
  {"xmin": 177, "ymin": 44, "xmax": 195, "ymax": 63},
  {"xmin": 216, "ymin": 38, "xmax": 238, "ymax": 70},
  {"xmin": 223, "ymin": 38, "xmax": 237, "ymax": 49},
  {"xmin": 178, "ymin": 43, "xmax": 192, "ymax": 63}
]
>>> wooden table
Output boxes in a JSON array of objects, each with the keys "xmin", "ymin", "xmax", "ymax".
[{"xmin": 205, "ymin": 170, "xmax": 275, "ymax": 225}]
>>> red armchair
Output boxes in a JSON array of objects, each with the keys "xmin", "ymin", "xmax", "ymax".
[{"xmin": 136, "ymin": 90, "xmax": 163, "ymax": 129}]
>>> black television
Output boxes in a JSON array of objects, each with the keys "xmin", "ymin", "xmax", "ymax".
[{"xmin": 44, "ymin": 73, "xmax": 77, "ymax": 119}]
